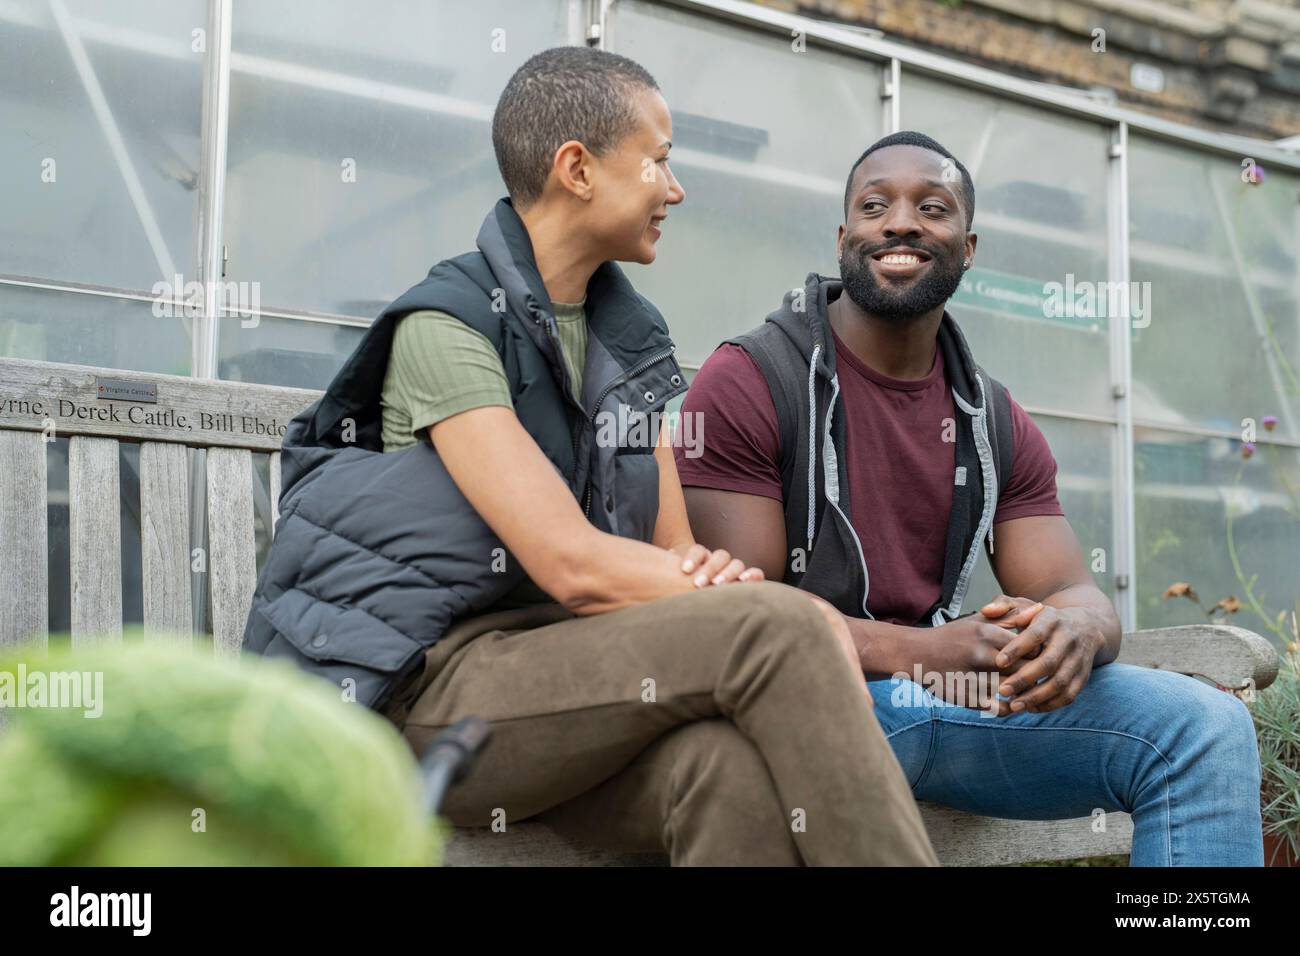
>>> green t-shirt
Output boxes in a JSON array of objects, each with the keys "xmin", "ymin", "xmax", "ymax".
[{"xmin": 380, "ymin": 299, "xmax": 587, "ymax": 452}]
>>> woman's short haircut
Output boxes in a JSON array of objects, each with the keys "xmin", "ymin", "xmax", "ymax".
[{"xmin": 492, "ymin": 46, "xmax": 660, "ymax": 208}]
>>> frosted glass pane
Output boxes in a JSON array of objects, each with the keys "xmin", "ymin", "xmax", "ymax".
[
  {"xmin": 1129, "ymin": 136, "xmax": 1300, "ymax": 441},
  {"xmin": 0, "ymin": 284, "xmax": 191, "ymax": 374},
  {"xmin": 607, "ymin": 0, "xmax": 883, "ymax": 365},
  {"xmin": 901, "ymin": 72, "xmax": 1113, "ymax": 419},
  {"xmin": 1135, "ymin": 427, "xmax": 1299, "ymax": 644},
  {"xmin": 218, "ymin": 313, "xmax": 362, "ymax": 390},
  {"xmin": 965, "ymin": 416, "xmax": 1116, "ymax": 608},
  {"xmin": 222, "ymin": 0, "xmax": 573, "ymax": 319},
  {"xmin": 0, "ymin": 0, "xmax": 204, "ymax": 289}
]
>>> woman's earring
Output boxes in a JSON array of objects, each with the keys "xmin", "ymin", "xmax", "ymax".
[{"xmin": 963, "ymin": 258, "xmax": 970, "ymax": 268}]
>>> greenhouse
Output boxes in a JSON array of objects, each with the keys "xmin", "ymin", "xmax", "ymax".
[{"xmin": 2, "ymin": 0, "xmax": 1297, "ymax": 644}]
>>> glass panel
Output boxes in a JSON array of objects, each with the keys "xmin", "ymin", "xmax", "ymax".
[
  {"xmin": 1129, "ymin": 136, "xmax": 1300, "ymax": 442},
  {"xmin": 1135, "ymin": 426, "xmax": 1299, "ymax": 647},
  {"xmin": 0, "ymin": 0, "xmax": 204, "ymax": 290},
  {"xmin": 222, "ymin": 0, "xmax": 573, "ymax": 320},
  {"xmin": 965, "ymin": 415, "xmax": 1116, "ymax": 609},
  {"xmin": 606, "ymin": 0, "xmax": 883, "ymax": 365},
  {"xmin": 900, "ymin": 73, "xmax": 1114, "ymax": 419},
  {"xmin": 0, "ymin": 285, "xmax": 192, "ymax": 374},
  {"xmin": 217, "ymin": 313, "xmax": 363, "ymax": 389}
]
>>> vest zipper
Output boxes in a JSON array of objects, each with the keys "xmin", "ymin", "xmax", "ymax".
[
  {"xmin": 536, "ymin": 312, "xmax": 591, "ymax": 511},
  {"xmin": 588, "ymin": 345, "xmax": 676, "ymax": 422},
  {"xmin": 539, "ymin": 305, "xmax": 675, "ymax": 519},
  {"xmin": 539, "ymin": 313, "xmax": 584, "ymax": 415},
  {"xmin": 582, "ymin": 345, "xmax": 677, "ymax": 518}
]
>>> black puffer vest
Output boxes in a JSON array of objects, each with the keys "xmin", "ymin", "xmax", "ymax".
[
  {"xmin": 727, "ymin": 273, "xmax": 1014, "ymax": 628},
  {"xmin": 243, "ymin": 199, "xmax": 687, "ymax": 709}
]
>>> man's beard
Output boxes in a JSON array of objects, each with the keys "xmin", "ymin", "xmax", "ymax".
[{"xmin": 839, "ymin": 243, "xmax": 965, "ymax": 320}]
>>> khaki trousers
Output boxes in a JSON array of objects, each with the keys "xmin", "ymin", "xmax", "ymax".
[{"xmin": 389, "ymin": 581, "xmax": 937, "ymax": 866}]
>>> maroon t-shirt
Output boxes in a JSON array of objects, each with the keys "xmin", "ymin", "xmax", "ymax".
[{"xmin": 675, "ymin": 329, "xmax": 1064, "ymax": 625}]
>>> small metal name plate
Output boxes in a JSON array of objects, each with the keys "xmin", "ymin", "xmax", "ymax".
[{"xmin": 95, "ymin": 377, "xmax": 157, "ymax": 404}]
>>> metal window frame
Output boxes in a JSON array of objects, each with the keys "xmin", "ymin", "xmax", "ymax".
[
  {"xmin": 1108, "ymin": 122, "xmax": 1137, "ymax": 630},
  {"xmin": 187, "ymin": 0, "xmax": 233, "ymax": 636},
  {"xmin": 195, "ymin": 0, "xmax": 232, "ymax": 382}
]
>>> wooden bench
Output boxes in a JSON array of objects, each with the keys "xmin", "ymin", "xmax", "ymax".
[{"xmin": 0, "ymin": 356, "xmax": 1281, "ymax": 866}]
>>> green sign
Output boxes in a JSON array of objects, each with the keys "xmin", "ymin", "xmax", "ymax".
[{"xmin": 950, "ymin": 266, "xmax": 1109, "ymax": 333}]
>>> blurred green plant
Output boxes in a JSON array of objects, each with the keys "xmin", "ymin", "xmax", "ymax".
[{"xmin": 0, "ymin": 633, "xmax": 444, "ymax": 866}]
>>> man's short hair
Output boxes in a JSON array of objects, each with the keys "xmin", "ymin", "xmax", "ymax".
[
  {"xmin": 843, "ymin": 131, "xmax": 976, "ymax": 230},
  {"xmin": 492, "ymin": 46, "xmax": 660, "ymax": 207}
]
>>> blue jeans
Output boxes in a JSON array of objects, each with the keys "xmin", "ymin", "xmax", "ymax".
[{"xmin": 867, "ymin": 661, "xmax": 1264, "ymax": 866}]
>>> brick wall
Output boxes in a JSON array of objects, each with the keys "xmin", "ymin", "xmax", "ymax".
[{"xmin": 751, "ymin": 0, "xmax": 1300, "ymax": 139}]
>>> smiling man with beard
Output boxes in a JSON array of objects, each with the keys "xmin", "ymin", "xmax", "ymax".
[{"xmin": 676, "ymin": 130, "xmax": 1265, "ymax": 866}]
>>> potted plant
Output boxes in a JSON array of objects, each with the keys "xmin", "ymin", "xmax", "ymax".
[
  {"xmin": 1252, "ymin": 637, "xmax": 1300, "ymax": 866},
  {"xmin": 1154, "ymin": 411, "xmax": 1300, "ymax": 865},
  {"xmin": 1163, "ymin": 583, "xmax": 1300, "ymax": 866}
]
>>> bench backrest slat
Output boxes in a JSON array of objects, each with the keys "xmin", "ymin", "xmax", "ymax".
[
  {"xmin": 2, "ymin": 359, "xmax": 320, "ymax": 647},
  {"xmin": 206, "ymin": 447, "xmax": 257, "ymax": 658},
  {"xmin": 68, "ymin": 436, "xmax": 123, "ymax": 643},
  {"xmin": 0, "ymin": 430, "xmax": 49, "ymax": 647},
  {"xmin": 140, "ymin": 441, "xmax": 193, "ymax": 641}
]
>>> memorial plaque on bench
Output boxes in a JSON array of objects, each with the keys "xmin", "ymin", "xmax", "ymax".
[{"xmin": 0, "ymin": 357, "xmax": 320, "ymax": 452}]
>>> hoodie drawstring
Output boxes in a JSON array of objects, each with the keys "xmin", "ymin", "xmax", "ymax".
[{"xmin": 806, "ymin": 343, "xmax": 820, "ymax": 553}]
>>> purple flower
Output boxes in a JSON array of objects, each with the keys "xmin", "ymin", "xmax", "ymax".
[
  {"xmin": 1262, "ymin": 415, "xmax": 1277, "ymax": 431},
  {"xmin": 1242, "ymin": 441, "xmax": 1256, "ymax": 459}
]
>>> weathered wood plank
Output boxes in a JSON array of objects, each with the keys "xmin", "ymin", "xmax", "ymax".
[
  {"xmin": 442, "ymin": 809, "xmax": 1135, "ymax": 867},
  {"xmin": 269, "ymin": 451, "xmax": 281, "ymax": 538},
  {"xmin": 442, "ymin": 822, "xmax": 667, "ymax": 867},
  {"xmin": 69, "ymin": 436, "xmax": 122, "ymax": 644},
  {"xmin": 140, "ymin": 441, "xmax": 193, "ymax": 641},
  {"xmin": 1119, "ymin": 624, "xmax": 1280, "ymax": 691},
  {"xmin": 917, "ymin": 803, "xmax": 1133, "ymax": 866},
  {"xmin": 0, "ymin": 356, "xmax": 319, "ymax": 452},
  {"xmin": 207, "ymin": 448, "xmax": 256, "ymax": 658},
  {"xmin": 0, "ymin": 430, "xmax": 48, "ymax": 646}
]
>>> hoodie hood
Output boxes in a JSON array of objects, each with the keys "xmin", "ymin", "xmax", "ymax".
[{"xmin": 764, "ymin": 272, "xmax": 986, "ymax": 410}]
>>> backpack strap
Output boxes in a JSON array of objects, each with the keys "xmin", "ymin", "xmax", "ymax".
[
  {"xmin": 979, "ymin": 367, "xmax": 1015, "ymax": 555},
  {"xmin": 725, "ymin": 326, "xmax": 816, "ymax": 562}
]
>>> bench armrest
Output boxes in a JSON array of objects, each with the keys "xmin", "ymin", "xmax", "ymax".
[{"xmin": 1116, "ymin": 623, "xmax": 1280, "ymax": 691}]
